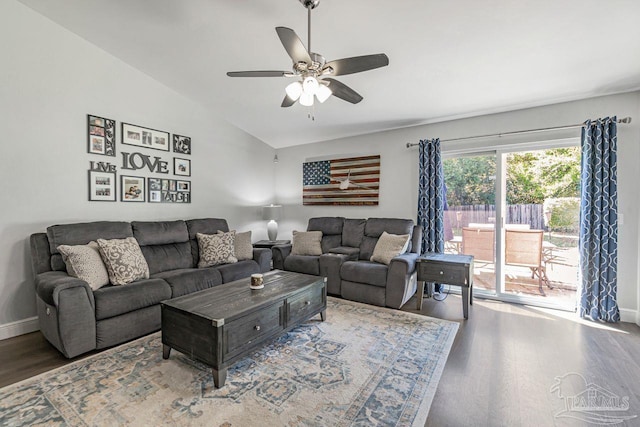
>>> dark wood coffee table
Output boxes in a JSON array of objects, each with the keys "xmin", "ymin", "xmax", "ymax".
[{"xmin": 161, "ymin": 270, "xmax": 327, "ymax": 388}]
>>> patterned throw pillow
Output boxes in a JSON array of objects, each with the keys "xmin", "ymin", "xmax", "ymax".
[
  {"xmin": 197, "ymin": 231, "xmax": 238, "ymax": 267},
  {"xmin": 96, "ymin": 237, "xmax": 150, "ymax": 285},
  {"xmin": 291, "ymin": 230, "xmax": 323, "ymax": 256},
  {"xmin": 370, "ymin": 231, "xmax": 410, "ymax": 265},
  {"xmin": 57, "ymin": 241, "xmax": 109, "ymax": 290},
  {"xmin": 231, "ymin": 230, "xmax": 253, "ymax": 261}
]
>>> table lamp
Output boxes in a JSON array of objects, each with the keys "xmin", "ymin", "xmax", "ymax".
[{"xmin": 262, "ymin": 204, "xmax": 283, "ymax": 241}]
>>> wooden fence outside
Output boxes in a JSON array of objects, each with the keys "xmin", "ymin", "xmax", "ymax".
[{"xmin": 446, "ymin": 204, "xmax": 545, "ymax": 230}]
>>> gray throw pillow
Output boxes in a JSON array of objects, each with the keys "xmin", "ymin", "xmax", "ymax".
[
  {"xmin": 231, "ymin": 230, "xmax": 253, "ymax": 261},
  {"xmin": 96, "ymin": 237, "xmax": 150, "ymax": 285},
  {"xmin": 370, "ymin": 231, "xmax": 410, "ymax": 265},
  {"xmin": 57, "ymin": 241, "xmax": 109, "ymax": 290},
  {"xmin": 291, "ymin": 230, "xmax": 323, "ymax": 256},
  {"xmin": 197, "ymin": 231, "xmax": 238, "ymax": 267}
]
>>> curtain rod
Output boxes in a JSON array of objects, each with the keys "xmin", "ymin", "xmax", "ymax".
[{"xmin": 405, "ymin": 117, "xmax": 632, "ymax": 148}]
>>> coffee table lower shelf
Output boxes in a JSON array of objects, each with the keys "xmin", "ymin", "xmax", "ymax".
[{"xmin": 161, "ymin": 271, "xmax": 327, "ymax": 388}]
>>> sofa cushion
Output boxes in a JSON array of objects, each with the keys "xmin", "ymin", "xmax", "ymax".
[
  {"xmin": 360, "ymin": 218, "xmax": 415, "ymax": 260},
  {"xmin": 216, "ymin": 260, "xmax": 261, "ymax": 283},
  {"xmin": 97, "ymin": 237, "xmax": 150, "ymax": 285},
  {"xmin": 57, "ymin": 241, "xmax": 109, "ymax": 290},
  {"xmin": 308, "ymin": 217, "xmax": 344, "ymax": 253},
  {"xmin": 153, "ymin": 268, "xmax": 223, "ymax": 298},
  {"xmin": 370, "ymin": 232, "xmax": 410, "ymax": 265},
  {"xmin": 93, "ymin": 278, "xmax": 171, "ymax": 320},
  {"xmin": 291, "ymin": 231, "xmax": 323, "ymax": 256},
  {"xmin": 47, "ymin": 221, "xmax": 133, "ymax": 271},
  {"xmin": 131, "ymin": 220, "xmax": 188, "ymax": 245},
  {"xmin": 342, "ymin": 218, "xmax": 366, "ymax": 248},
  {"xmin": 186, "ymin": 218, "xmax": 230, "ymax": 266},
  {"xmin": 140, "ymin": 242, "xmax": 193, "ymax": 275},
  {"xmin": 233, "ymin": 230, "xmax": 253, "ymax": 261},
  {"xmin": 341, "ymin": 261, "xmax": 388, "ymax": 287},
  {"xmin": 284, "ymin": 255, "xmax": 320, "ymax": 276},
  {"xmin": 197, "ymin": 231, "xmax": 238, "ymax": 267}
]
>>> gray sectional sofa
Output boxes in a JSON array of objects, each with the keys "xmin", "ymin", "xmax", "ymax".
[
  {"xmin": 272, "ymin": 217, "xmax": 422, "ymax": 309},
  {"xmin": 29, "ymin": 218, "xmax": 271, "ymax": 358}
]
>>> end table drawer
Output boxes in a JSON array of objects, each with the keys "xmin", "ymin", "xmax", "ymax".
[
  {"xmin": 224, "ymin": 303, "xmax": 283, "ymax": 359},
  {"xmin": 288, "ymin": 284, "xmax": 324, "ymax": 324},
  {"xmin": 419, "ymin": 263, "xmax": 466, "ymax": 284}
]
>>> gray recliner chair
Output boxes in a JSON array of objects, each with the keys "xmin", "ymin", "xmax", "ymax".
[{"xmin": 272, "ymin": 217, "xmax": 422, "ymax": 309}]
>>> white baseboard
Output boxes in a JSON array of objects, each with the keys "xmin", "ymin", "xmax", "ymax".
[
  {"xmin": 0, "ymin": 317, "xmax": 39, "ymax": 340},
  {"xmin": 619, "ymin": 308, "xmax": 638, "ymax": 325}
]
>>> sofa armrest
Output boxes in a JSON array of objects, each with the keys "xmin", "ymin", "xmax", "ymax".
[
  {"xmin": 34, "ymin": 271, "xmax": 97, "ymax": 358},
  {"xmin": 327, "ymin": 246, "xmax": 360, "ymax": 261},
  {"xmin": 385, "ymin": 253, "xmax": 419, "ymax": 309},
  {"xmin": 272, "ymin": 244, "xmax": 292, "ymax": 270},
  {"xmin": 320, "ymin": 253, "xmax": 350, "ymax": 295},
  {"xmin": 35, "ymin": 271, "xmax": 95, "ymax": 308},
  {"xmin": 252, "ymin": 247, "xmax": 272, "ymax": 273}
]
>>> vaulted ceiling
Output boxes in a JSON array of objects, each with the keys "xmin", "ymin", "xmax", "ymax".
[{"xmin": 19, "ymin": 0, "xmax": 640, "ymax": 148}]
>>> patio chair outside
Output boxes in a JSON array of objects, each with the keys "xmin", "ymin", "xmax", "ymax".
[
  {"xmin": 505, "ymin": 229, "xmax": 551, "ymax": 295},
  {"xmin": 461, "ymin": 227, "xmax": 495, "ymax": 264}
]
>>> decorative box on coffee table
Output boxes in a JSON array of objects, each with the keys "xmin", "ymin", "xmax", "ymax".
[{"xmin": 161, "ymin": 270, "xmax": 326, "ymax": 388}]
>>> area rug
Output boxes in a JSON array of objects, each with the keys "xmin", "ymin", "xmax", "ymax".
[{"xmin": 0, "ymin": 297, "xmax": 458, "ymax": 426}]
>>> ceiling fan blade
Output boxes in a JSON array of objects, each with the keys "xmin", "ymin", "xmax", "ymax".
[
  {"xmin": 324, "ymin": 78, "xmax": 363, "ymax": 104},
  {"xmin": 281, "ymin": 95, "xmax": 297, "ymax": 108},
  {"xmin": 323, "ymin": 54, "xmax": 389, "ymax": 76},
  {"xmin": 276, "ymin": 27, "xmax": 312, "ymax": 65},
  {"xmin": 227, "ymin": 71, "xmax": 288, "ymax": 77}
]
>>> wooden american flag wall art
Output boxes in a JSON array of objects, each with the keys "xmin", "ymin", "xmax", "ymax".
[{"xmin": 302, "ymin": 155, "xmax": 380, "ymax": 205}]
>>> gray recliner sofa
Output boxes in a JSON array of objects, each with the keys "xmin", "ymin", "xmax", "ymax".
[
  {"xmin": 29, "ymin": 218, "xmax": 271, "ymax": 358},
  {"xmin": 272, "ymin": 217, "xmax": 422, "ymax": 309}
]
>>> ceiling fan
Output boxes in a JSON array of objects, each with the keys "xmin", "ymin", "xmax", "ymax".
[{"xmin": 226, "ymin": 0, "xmax": 389, "ymax": 108}]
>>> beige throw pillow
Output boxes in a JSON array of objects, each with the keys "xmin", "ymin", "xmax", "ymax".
[
  {"xmin": 96, "ymin": 237, "xmax": 150, "ymax": 285},
  {"xmin": 291, "ymin": 230, "xmax": 323, "ymax": 256},
  {"xmin": 57, "ymin": 241, "xmax": 109, "ymax": 290},
  {"xmin": 370, "ymin": 231, "xmax": 410, "ymax": 265},
  {"xmin": 197, "ymin": 231, "xmax": 238, "ymax": 267},
  {"xmin": 231, "ymin": 230, "xmax": 253, "ymax": 261}
]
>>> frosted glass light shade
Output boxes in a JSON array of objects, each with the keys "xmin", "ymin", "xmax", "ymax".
[
  {"xmin": 285, "ymin": 81, "xmax": 302, "ymax": 101},
  {"xmin": 299, "ymin": 92, "xmax": 314, "ymax": 106},
  {"xmin": 316, "ymin": 84, "xmax": 332, "ymax": 103},
  {"xmin": 302, "ymin": 76, "xmax": 319, "ymax": 94}
]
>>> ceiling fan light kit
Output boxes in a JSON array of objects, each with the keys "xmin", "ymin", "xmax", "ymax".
[{"xmin": 227, "ymin": 0, "xmax": 389, "ymax": 110}]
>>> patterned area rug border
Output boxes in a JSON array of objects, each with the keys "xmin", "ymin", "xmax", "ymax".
[{"xmin": 0, "ymin": 297, "xmax": 459, "ymax": 426}]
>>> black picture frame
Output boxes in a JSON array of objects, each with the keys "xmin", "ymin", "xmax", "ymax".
[
  {"xmin": 88, "ymin": 170, "xmax": 116, "ymax": 201},
  {"xmin": 122, "ymin": 122, "xmax": 170, "ymax": 152},
  {"xmin": 87, "ymin": 114, "xmax": 115, "ymax": 156},
  {"xmin": 148, "ymin": 178, "xmax": 190, "ymax": 203},
  {"xmin": 173, "ymin": 134, "xmax": 191, "ymax": 155},
  {"xmin": 121, "ymin": 175, "xmax": 145, "ymax": 202},
  {"xmin": 174, "ymin": 157, "xmax": 191, "ymax": 176},
  {"xmin": 148, "ymin": 177, "xmax": 162, "ymax": 203}
]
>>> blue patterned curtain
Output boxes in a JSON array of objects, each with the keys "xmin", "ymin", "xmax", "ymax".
[
  {"xmin": 579, "ymin": 117, "xmax": 619, "ymax": 322},
  {"xmin": 417, "ymin": 138, "xmax": 445, "ymax": 255}
]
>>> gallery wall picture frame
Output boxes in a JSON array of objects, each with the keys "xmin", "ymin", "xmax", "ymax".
[
  {"xmin": 87, "ymin": 114, "xmax": 115, "ymax": 156},
  {"xmin": 88, "ymin": 170, "xmax": 116, "ymax": 202},
  {"xmin": 121, "ymin": 175, "xmax": 145, "ymax": 202},
  {"xmin": 148, "ymin": 177, "xmax": 162, "ymax": 203},
  {"xmin": 122, "ymin": 122, "xmax": 170, "ymax": 152},
  {"xmin": 174, "ymin": 157, "xmax": 191, "ymax": 176},
  {"xmin": 177, "ymin": 180, "xmax": 191, "ymax": 192},
  {"xmin": 173, "ymin": 134, "xmax": 191, "ymax": 155}
]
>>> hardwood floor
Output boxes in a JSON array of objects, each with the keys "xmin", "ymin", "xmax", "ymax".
[{"xmin": 1, "ymin": 295, "xmax": 639, "ymax": 426}]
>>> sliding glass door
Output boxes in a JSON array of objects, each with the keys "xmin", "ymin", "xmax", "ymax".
[{"xmin": 443, "ymin": 143, "xmax": 580, "ymax": 310}]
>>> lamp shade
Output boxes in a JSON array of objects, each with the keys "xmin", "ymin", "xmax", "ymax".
[{"xmin": 262, "ymin": 204, "xmax": 283, "ymax": 221}]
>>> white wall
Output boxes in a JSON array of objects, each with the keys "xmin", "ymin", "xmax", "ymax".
[
  {"xmin": 275, "ymin": 92, "xmax": 640, "ymax": 323},
  {"xmin": 0, "ymin": 1, "xmax": 276, "ymax": 336}
]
